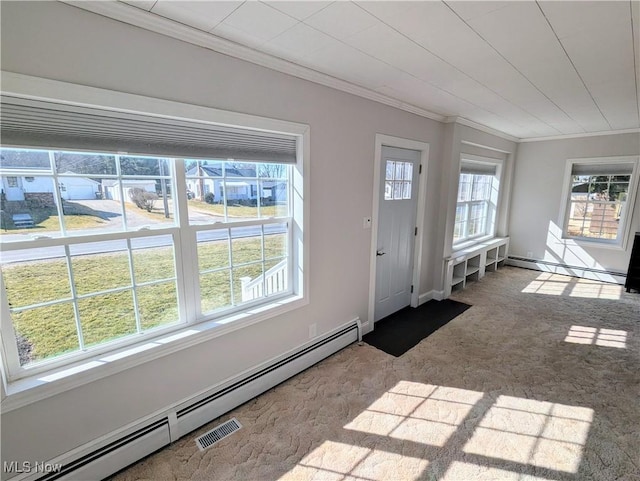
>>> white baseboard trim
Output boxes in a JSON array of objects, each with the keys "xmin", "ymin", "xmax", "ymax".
[
  {"xmin": 507, "ymin": 257, "xmax": 626, "ymax": 285},
  {"xmin": 9, "ymin": 320, "xmax": 360, "ymax": 481},
  {"xmin": 418, "ymin": 290, "xmax": 445, "ymax": 305}
]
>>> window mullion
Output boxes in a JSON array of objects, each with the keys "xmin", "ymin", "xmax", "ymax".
[
  {"xmin": 115, "ymin": 154, "xmax": 129, "ymax": 231},
  {"xmin": 173, "ymin": 158, "xmax": 197, "ymax": 324},
  {"xmin": 49, "ymin": 151, "xmax": 67, "ymax": 237},
  {"xmin": 126, "ymin": 239, "xmax": 142, "ymax": 334},
  {"xmin": 64, "ymin": 244, "xmax": 85, "ymax": 351},
  {"xmin": 227, "ymin": 228, "xmax": 235, "ymax": 306}
]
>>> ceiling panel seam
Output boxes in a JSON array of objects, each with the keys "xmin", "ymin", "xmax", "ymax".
[
  {"xmin": 354, "ymin": 1, "xmax": 563, "ymax": 136},
  {"xmin": 206, "ymin": 1, "xmax": 246, "ymax": 33},
  {"xmin": 442, "ymin": 0, "xmax": 586, "ymax": 134},
  {"xmin": 292, "ymin": 13, "xmax": 537, "ymax": 135},
  {"xmin": 535, "ymin": 1, "xmax": 613, "ymax": 130}
]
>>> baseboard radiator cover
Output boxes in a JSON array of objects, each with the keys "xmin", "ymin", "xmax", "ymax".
[
  {"xmin": 23, "ymin": 320, "xmax": 359, "ymax": 481},
  {"xmin": 507, "ymin": 256, "xmax": 626, "ymax": 285}
]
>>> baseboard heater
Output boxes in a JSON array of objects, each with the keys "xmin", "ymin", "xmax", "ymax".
[
  {"xmin": 507, "ymin": 256, "xmax": 626, "ymax": 284},
  {"xmin": 28, "ymin": 320, "xmax": 360, "ymax": 481}
]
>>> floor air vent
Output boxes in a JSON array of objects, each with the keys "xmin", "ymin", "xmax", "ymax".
[{"xmin": 195, "ymin": 418, "xmax": 242, "ymax": 451}]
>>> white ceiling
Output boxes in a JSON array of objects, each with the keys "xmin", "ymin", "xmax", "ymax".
[{"xmin": 73, "ymin": 1, "xmax": 640, "ymax": 140}]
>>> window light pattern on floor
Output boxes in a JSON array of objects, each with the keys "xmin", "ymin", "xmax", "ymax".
[
  {"xmin": 280, "ymin": 381, "xmax": 593, "ymax": 481},
  {"xmin": 462, "ymin": 396, "xmax": 593, "ymax": 474},
  {"xmin": 565, "ymin": 325, "xmax": 627, "ymax": 348},
  {"xmin": 522, "ymin": 273, "xmax": 622, "ymax": 299}
]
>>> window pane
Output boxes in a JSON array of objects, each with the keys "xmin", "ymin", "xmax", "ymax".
[
  {"xmin": 385, "ymin": 161, "xmax": 394, "ymax": 181},
  {"xmin": 131, "ymin": 235, "xmax": 176, "ymax": 284},
  {"xmin": 12, "ymin": 302, "xmax": 78, "ymax": 366},
  {"xmin": 0, "ymin": 176, "xmax": 62, "ymax": 237},
  {"xmin": 137, "ymin": 282, "xmax": 179, "ymax": 330},
  {"xmin": 55, "ymin": 152, "xmax": 116, "ymax": 176},
  {"xmin": 0, "ymin": 148, "xmax": 51, "ymax": 170},
  {"xmin": 123, "ymin": 178, "xmax": 175, "ymax": 228},
  {"xmin": 225, "ymin": 179, "xmax": 258, "ymax": 219},
  {"xmin": 200, "ymin": 270, "xmax": 232, "ymax": 313},
  {"xmin": 264, "ymin": 223, "xmax": 288, "ymax": 259},
  {"xmin": 62, "ymin": 177, "xmax": 126, "ymax": 233},
  {"xmin": 264, "ymin": 258, "xmax": 288, "ymax": 297},
  {"xmin": 197, "ymin": 230, "xmax": 230, "ymax": 271},
  {"xmin": 1, "ymin": 246, "xmax": 71, "ymax": 308},
  {"xmin": 403, "ymin": 163, "xmax": 413, "ymax": 181},
  {"xmin": 260, "ymin": 179, "xmax": 288, "ymax": 218},
  {"xmin": 78, "ymin": 290, "xmax": 137, "ymax": 348},
  {"xmin": 394, "ymin": 162, "xmax": 404, "ymax": 181},
  {"xmin": 233, "ymin": 263, "xmax": 264, "ymax": 304},
  {"xmin": 70, "ymin": 240, "xmax": 131, "ymax": 295},
  {"xmin": 402, "ymin": 182, "xmax": 411, "ymax": 199},
  {"xmin": 231, "ymin": 229, "xmax": 263, "ymax": 265},
  {"xmin": 384, "ymin": 181, "xmax": 393, "ymax": 200},
  {"xmin": 567, "ymin": 167, "xmax": 631, "ymax": 241},
  {"xmin": 393, "ymin": 182, "xmax": 403, "ymax": 199},
  {"xmin": 119, "ymin": 156, "xmax": 163, "ymax": 176}
]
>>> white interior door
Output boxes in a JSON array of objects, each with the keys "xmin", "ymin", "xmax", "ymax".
[{"xmin": 374, "ymin": 146, "xmax": 420, "ymax": 322}]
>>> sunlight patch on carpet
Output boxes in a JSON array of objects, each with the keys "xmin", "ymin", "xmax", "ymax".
[
  {"xmin": 277, "ymin": 379, "xmax": 595, "ymax": 480},
  {"xmin": 565, "ymin": 325, "xmax": 627, "ymax": 348},
  {"xmin": 344, "ymin": 382, "xmax": 482, "ymax": 447},
  {"xmin": 280, "ymin": 441, "xmax": 427, "ymax": 481},
  {"xmin": 441, "ymin": 461, "xmax": 553, "ymax": 480},
  {"xmin": 521, "ymin": 273, "xmax": 622, "ymax": 299},
  {"xmin": 463, "ymin": 396, "xmax": 593, "ymax": 473}
]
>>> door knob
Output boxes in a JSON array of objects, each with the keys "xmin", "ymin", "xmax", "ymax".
[{"xmin": 376, "ymin": 250, "xmax": 386, "ymax": 256}]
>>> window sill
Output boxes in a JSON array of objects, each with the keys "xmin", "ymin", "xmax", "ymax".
[
  {"xmin": 452, "ymin": 234, "xmax": 495, "ymax": 253},
  {"xmin": 1, "ymin": 294, "xmax": 306, "ymax": 413},
  {"xmin": 560, "ymin": 236, "xmax": 626, "ymax": 251}
]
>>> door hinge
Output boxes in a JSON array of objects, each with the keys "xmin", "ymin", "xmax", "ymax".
[
  {"xmin": 419, "ymin": 164, "xmax": 422, "ymax": 174},
  {"xmin": 411, "ymin": 285, "xmax": 414, "ymax": 293},
  {"xmin": 414, "ymin": 227, "xmax": 418, "ymax": 236}
]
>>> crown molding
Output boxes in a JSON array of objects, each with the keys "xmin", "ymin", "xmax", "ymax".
[
  {"xmin": 61, "ymin": 1, "xmax": 447, "ymax": 123},
  {"xmin": 445, "ymin": 116, "xmax": 520, "ymax": 143},
  {"xmin": 518, "ymin": 128, "xmax": 640, "ymax": 143}
]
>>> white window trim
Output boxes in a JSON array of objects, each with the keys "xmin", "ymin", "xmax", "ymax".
[
  {"xmin": 0, "ymin": 72, "xmax": 310, "ymax": 412},
  {"xmin": 452, "ymin": 154, "xmax": 503, "ymax": 249},
  {"xmin": 558, "ymin": 156, "xmax": 640, "ymax": 251}
]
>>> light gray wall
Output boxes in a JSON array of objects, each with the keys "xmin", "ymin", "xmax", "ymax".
[
  {"xmin": 0, "ymin": 1, "xmax": 460, "ymax": 469},
  {"xmin": 510, "ymin": 133, "xmax": 640, "ymax": 274},
  {"xmin": 439, "ymin": 123, "xmax": 518, "ymax": 274}
]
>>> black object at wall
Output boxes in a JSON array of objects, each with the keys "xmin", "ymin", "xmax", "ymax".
[{"xmin": 625, "ymin": 233, "xmax": 640, "ymax": 293}]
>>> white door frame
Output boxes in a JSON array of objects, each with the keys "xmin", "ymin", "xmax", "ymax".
[{"xmin": 367, "ymin": 134, "xmax": 429, "ymax": 333}]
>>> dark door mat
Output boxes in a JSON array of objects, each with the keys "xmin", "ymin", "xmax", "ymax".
[{"xmin": 364, "ymin": 299, "xmax": 471, "ymax": 357}]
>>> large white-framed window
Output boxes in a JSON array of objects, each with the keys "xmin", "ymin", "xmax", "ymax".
[
  {"xmin": 0, "ymin": 74, "xmax": 307, "ymax": 387},
  {"xmin": 453, "ymin": 157, "xmax": 502, "ymax": 246},
  {"xmin": 560, "ymin": 156, "xmax": 639, "ymax": 247}
]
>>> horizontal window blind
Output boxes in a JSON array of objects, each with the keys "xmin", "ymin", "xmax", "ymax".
[
  {"xmin": 0, "ymin": 95, "xmax": 297, "ymax": 163},
  {"xmin": 460, "ymin": 159, "xmax": 498, "ymax": 176},
  {"xmin": 571, "ymin": 162, "xmax": 634, "ymax": 176}
]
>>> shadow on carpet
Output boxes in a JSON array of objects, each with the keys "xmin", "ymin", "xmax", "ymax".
[{"xmin": 364, "ymin": 299, "xmax": 471, "ymax": 357}]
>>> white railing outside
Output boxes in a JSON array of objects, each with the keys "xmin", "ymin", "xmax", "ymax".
[{"xmin": 241, "ymin": 259, "xmax": 287, "ymax": 302}]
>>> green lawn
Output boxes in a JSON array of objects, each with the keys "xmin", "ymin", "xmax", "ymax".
[
  {"xmin": 188, "ymin": 200, "xmax": 286, "ymax": 218},
  {"xmin": 2, "ymin": 235, "xmax": 286, "ymax": 366},
  {"xmin": 1, "ymin": 209, "xmax": 108, "ymax": 235}
]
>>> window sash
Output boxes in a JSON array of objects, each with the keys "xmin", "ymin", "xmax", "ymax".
[
  {"xmin": 0, "ymin": 151, "xmax": 295, "ymax": 380},
  {"xmin": 564, "ymin": 171, "xmax": 632, "ymax": 242},
  {"xmin": 454, "ymin": 200, "xmax": 490, "ymax": 243},
  {"xmin": 454, "ymin": 170, "xmax": 496, "ymax": 245}
]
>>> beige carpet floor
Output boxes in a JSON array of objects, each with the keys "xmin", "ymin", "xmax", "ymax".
[{"xmin": 111, "ymin": 267, "xmax": 640, "ymax": 481}]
